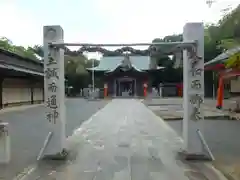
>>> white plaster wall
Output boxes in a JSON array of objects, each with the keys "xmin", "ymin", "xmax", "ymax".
[
  {"xmin": 230, "ymin": 77, "xmax": 240, "ymax": 93},
  {"xmin": 2, "ymin": 88, "xmax": 31, "ymax": 104},
  {"xmin": 33, "ymin": 88, "xmax": 43, "ymax": 101},
  {"xmin": 2, "ymin": 78, "xmax": 31, "ymax": 104}
]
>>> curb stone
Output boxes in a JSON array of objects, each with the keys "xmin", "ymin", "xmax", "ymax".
[
  {"xmin": 201, "ymin": 163, "xmax": 230, "ymax": 180},
  {"xmin": 179, "ymin": 158, "xmax": 229, "ymax": 180},
  {"xmin": 0, "ymin": 103, "xmax": 43, "ymax": 114},
  {"xmin": 211, "ymin": 164, "xmax": 237, "ymax": 180},
  {"xmin": 217, "ymin": 171, "xmax": 236, "ymax": 180},
  {"xmin": 163, "ymin": 115, "xmax": 231, "ymax": 121}
]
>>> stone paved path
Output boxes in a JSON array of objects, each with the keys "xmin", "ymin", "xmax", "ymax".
[
  {"xmin": 24, "ymin": 99, "xmax": 194, "ymax": 180},
  {"xmin": 0, "ymin": 99, "xmax": 108, "ymax": 180}
]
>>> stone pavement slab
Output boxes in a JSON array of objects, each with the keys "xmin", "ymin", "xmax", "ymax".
[
  {"xmin": 145, "ymin": 98, "xmax": 229, "ymax": 120},
  {"xmin": 23, "ymin": 99, "xmax": 213, "ymax": 180}
]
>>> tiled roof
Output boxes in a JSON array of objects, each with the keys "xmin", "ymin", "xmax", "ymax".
[
  {"xmin": 87, "ymin": 56, "xmax": 151, "ymax": 71},
  {"xmin": 204, "ymin": 46, "xmax": 240, "ymax": 66},
  {"xmin": 0, "ymin": 48, "xmax": 43, "ymax": 65}
]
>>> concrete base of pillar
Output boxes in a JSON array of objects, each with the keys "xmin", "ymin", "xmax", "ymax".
[
  {"xmin": 42, "ymin": 148, "xmax": 69, "ymax": 161},
  {"xmin": 177, "ymin": 150, "xmax": 212, "ymax": 161}
]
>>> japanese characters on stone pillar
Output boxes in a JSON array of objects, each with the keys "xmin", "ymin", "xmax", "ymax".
[
  {"xmin": 43, "ymin": 26, "xmax": 66, "ymax": 156},
  {"xmin": 183, "ymin": 23, "xmax": 205, "ymax": 155}
]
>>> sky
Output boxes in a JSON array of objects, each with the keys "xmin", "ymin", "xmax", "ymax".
[{"xmin": 0, "ymin": 0, "xmax": 239, "ymax": 59}]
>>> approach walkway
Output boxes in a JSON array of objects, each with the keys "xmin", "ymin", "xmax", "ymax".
[{"xmin": 26, "ymin": 99, "xmax": 195, "ymax": 179}]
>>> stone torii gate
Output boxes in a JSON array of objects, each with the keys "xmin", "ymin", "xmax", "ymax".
[{"xmin": 40, "ymin": 22, "xmax": 213, "ymax": 160}]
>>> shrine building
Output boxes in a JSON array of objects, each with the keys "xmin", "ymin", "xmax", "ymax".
[
  {"xmin": 204, "ymin": 46, "xmax": 240, "ymax": 108},
  {"xmin": 87, "ymin": 55, "xmax": 164, "ymax": 97}
]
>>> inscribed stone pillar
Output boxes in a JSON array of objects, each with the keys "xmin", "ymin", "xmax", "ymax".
[
  {"xmin": 43, "ymin": 26, "xmax": 66, "ymax": 156},
  {"xmin": 182, "ymin": 23, "xmax": 205, "ymax": 155}
]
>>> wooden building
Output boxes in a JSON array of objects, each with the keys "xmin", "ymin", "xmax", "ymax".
[
  {"xmin": 0, "ymin": 48, "xmax": 44, "ymax": 108},
  {"xmin": 204, "ymin": 47, "xmax": 240, "ymax": 108},
  {"xmin": 88, "ymin": 55, "xmax": 163, "ymax": 97}
]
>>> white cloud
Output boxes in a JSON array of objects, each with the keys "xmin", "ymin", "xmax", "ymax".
[
  {"xmin": 0, "ymin": 0, "xmax": 239, "ymax": 54},
  {"xmin": 0, "ymin": 1, "xmax": 42, "ymax": 47},
  {"xmin": 94, "ymin": 0, "xmax": 208, "ymax": 43}
]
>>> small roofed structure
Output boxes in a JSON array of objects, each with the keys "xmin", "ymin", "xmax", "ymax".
[
  {"xmin": 204, "ymin": 46, "xmax": 240, "ymax": 109},
  {"xmin": 205, "ymin": 46, "xmax": 240, "ymax": 71},
  {"xmin": 87, "ymin": 55, "xmax": 164, "ymax": 97}
]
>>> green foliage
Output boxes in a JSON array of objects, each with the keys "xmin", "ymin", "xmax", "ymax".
[
  {"xmin": 63, "ymin": 52, "xmax": 99, "ymax": 92},
  {"xmin": 151, "ymin": 4, "xmax": 240, "ymax": 87},
  {"xmin": 152, "ymin": 34, "xmax": 182, "ymax": 43},
  {"xmin": 0, "ymin": 37, "xmax": 39, "ymax": 60},
  {"xmin": 163, "ymin": 34, "xmax": 183, "ymax": 42},
  {"xmin": 218, "ymin": 5, "xmax": 240, "ymax": 39},
  {"xmin": 65, "ymin": 55, "xmax": 87, "ymax": 75},
  {"xmin": 204, "ymin": 33, "xmax": 224, "ymax": 62},
  {"xmin": 157, "ymin": 55, "xmax": 174, "ymax": 68},
  {"xmin": 214, "ymin": 5, "xmax": 240, "ymax": 50},
  {"xmin": 0, "ymin": 39, "xmax": 100, "ymax": 92},
  {"xmin": 30, "ymin": 45, "xmax": 44, "ymax": 58},
  {"xmin": 151, "ymin": 36, "xmax": 181, "ymax": 68},
  {"xmin": 0, "ymin": 37, "xmax": 13, "ymax": 50}
]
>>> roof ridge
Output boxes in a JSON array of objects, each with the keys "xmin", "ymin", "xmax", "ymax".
[{"xmin": 87, "ymin": 55, "xmax": 152, "ymax": 71}]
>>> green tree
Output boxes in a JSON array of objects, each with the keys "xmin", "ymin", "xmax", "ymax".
[
  {"xmin": 0, "ymin": 38, "xmax": 39, "ymax": 60},
  {"xmin": 30, "ymin": 45, "xmax": 44, "ymax": 58},
  {"xmin": 0, "ymin": 37, "xmax": 14, "ymax": 51},
  {"xmin": 211, "ymin": 5, "xmax": 240, "ymax": 50},
  {"xmin": 151, "ymin": 37, "xmax": 178, "ymax": 68}
]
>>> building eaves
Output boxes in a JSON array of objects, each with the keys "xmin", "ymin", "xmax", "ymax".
[
  {"xmin": 0, "ymin": 48, "xmax": 43, "ymax": 66},
  {"xmin": 0, "ymin": 63, "xmax": 44, "ymax": 76},
  {"xmin": 204, "ymin": 46, "xmax": 240, "ymax": 67}
]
